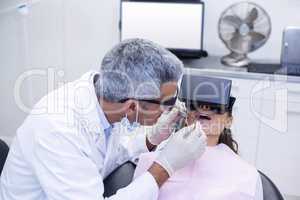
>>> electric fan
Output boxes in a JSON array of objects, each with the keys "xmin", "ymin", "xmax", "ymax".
[{"xmin": 218, "ymin": 2, "xmax": 271, "ymax": 67}]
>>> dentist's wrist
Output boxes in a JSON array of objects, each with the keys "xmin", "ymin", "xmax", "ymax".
[{"xmin": 148, "ymin": 162, "xmax": 170, "ymax": 188}]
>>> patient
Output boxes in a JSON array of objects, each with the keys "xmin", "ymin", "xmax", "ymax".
[{"xmin": 134, "ymin": 76, "xmax": 263, "ymax": 200}]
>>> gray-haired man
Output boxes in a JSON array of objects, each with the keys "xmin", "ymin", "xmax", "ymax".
[{"xmin": 1, "ymin": 39, "xmax": 207, "ymax": 200}]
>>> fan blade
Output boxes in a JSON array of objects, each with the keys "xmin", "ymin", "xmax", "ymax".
[
  {"xmin": 223, "ymin": 15, "xmax": 243, "ymax": 29},
  {"xmin": 228, "ymin": 33, "xmax": 251, "ymax": 53},
  {"xmin": 245, "ymin": 8, "xmax": 258, "ymax": 26},
  {"xmin": 249, "ymin": 31, "xmax": 266, "ymax": 49}
]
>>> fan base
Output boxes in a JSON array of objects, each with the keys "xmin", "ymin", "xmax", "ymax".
[{"xmin": 221, "ymin": 53, "xmax": 250, "ymax": 67}]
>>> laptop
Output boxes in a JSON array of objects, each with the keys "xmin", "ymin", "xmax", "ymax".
[
  {"xmin": 276, "ymin": 27, "xmax": 300, "ymax": 76},
  {"xmin": 248, "ymin": 27, "xmax": 300, "ymax": 76}
]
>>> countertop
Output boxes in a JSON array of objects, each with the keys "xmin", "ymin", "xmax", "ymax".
[{"xmin": 182, "ymin": 56, "xmax": 300, "ymax": 83}]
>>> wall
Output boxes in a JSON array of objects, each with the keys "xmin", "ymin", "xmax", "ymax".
[
  {"xmin": 2, "ymin": 0, "xmax": 300, "ymax": 144},
  {"xmin": 0, "ymin": 1, "xmax": 299, "ymax": 198},
  {"xmin": 202, "ymin": 0, "xmax": 300, "ymax": 62},
  {"xmin": 0, "ymin": 0, "xmax": 120, "ymax": 145}
]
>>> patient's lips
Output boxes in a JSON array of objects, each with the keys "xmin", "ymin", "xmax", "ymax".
[{"xmin": 196, "ymin": 113, "xmax": 212, "ymax": 121}]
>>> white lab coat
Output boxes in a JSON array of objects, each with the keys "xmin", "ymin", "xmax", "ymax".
[{"xmin": 0, "ymin": 71, "xmax": 159, "ymax": 200}]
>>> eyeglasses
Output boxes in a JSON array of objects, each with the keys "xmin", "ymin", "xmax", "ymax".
[{"xmin": 118, "ymin": 88, "xmax": 178, "ymax": 110}]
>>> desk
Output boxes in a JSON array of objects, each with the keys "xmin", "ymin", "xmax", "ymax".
[{"xmin": 182, "ymin": 56, "xmax": 300, "ymax": 83}]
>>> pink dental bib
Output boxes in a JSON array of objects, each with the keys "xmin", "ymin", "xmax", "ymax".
[{"xmin": 134, "ymin": 144, "xmax": 259, "ymax": 200}]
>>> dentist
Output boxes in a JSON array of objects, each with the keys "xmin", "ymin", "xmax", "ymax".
[{"xmin": 1, "ymin": 39, "xmax": 207, "ymax": 200}]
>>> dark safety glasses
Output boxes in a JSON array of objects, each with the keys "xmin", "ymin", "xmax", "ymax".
[{"xmin": 118, "ymin": 88, "xmax": 178, "ymax": 110}]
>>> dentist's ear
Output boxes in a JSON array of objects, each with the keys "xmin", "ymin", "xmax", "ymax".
[{"xmin": 123, "ymin": 99, "xmax": 138, "ymax": 121}]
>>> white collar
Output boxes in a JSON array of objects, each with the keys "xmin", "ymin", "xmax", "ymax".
[
  {"xmin": 90, "ymin": 71, "xmax": 111, "ymax": 130},
  {"xmin": 96, "ymin": 102, "xmax": 111, "ymax": 130},
  {"xmin": 80, "ymin": 71, "xmax": 111, "ymax": 132}
]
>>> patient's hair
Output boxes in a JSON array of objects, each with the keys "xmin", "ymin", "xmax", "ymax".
[
  {"xmin": 217, "ymin": 97, "xmax": 239, "ymax": 154},
  {"xmin": 218, "ymin": 122, "xmax": 239, "ymax": 154}
]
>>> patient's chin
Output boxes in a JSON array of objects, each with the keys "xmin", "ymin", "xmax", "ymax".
[
  {"xmin": 203, "ymin": 129, "xmax": 212, "ymax": 136},
  {"xmin": 201, "ymin": 128, "xmax": 220, "ymax": 137},
  {"xmin": 201, "ymin": 126, "xmax": 210, "ymax": 135}
]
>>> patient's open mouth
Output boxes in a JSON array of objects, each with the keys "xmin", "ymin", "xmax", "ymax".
[{"xmin": 197, "ymin": 113, "xmax": 211, "ymax": 121}]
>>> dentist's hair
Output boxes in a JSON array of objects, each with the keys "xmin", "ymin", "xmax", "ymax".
[{"xmin": 95, "ymin": 38, "xmax": 183, "ymax": 102}]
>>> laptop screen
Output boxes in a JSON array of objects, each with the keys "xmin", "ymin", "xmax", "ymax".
[
  {"xmin": 281, "ymin": 27, "xmax": 300, "ymax": 65},
  {"xmin": 121, "ymin": 1, "xmax": 203, "ymax": 51}
]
